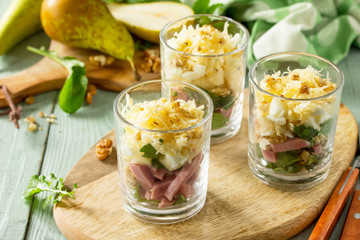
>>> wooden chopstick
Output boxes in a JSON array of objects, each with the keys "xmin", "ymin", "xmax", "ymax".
[{"xmin": 309, "ymin": 167, "xmax": 359, "ymax": 240}]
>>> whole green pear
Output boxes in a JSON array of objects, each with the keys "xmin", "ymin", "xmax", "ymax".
[
  {"xmin": 41, "ymin": 0, "xmax": 134, "ymax": 63},
  {"xmin": 0, "ymin": 0, "xmax": 42, "ymax": 55}
]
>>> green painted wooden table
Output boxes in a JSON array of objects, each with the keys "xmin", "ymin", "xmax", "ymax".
[{"xmin": 1, "ymin": 3, "xmax": 359, "ymax": 240}]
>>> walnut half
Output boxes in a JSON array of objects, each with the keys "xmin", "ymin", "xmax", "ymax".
[{"xmin": 95, "ymin": 139, "xmax": 113, "ymax": 160}]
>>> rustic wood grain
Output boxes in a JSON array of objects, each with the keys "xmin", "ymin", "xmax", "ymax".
[
  {"xmin": 340, "ymin": 190, "xmax": 360, "ymax": 240},
  {"xmin": 52, "ymin": 89, "xmax": 358, "ymax": 240},
  {"xmin": 24, "ymin": 90, "xmax": 117, "ymax": 240},
  {"xmin": 0, "ymin": 40, "xmax": 161, "ymax": 108},
  {"xmin": 0, "ymin": 91, "xmax": 57, "ymax": 239}
]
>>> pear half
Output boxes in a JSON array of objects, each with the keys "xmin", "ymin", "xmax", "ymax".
[{"xmin": 107, "ymin": 2, "xmax": 194, "ymax": 43}]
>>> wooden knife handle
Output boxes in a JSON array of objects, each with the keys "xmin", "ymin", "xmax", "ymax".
[
  {"xmin": 341, "ymin": 190, "xmax": 360, "ymax": 240},
  {"xmin": 309, "ymin": 167, "xmax": 359, "ymax": 240}
]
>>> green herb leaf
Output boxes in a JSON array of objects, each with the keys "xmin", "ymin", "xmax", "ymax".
[
  {"xmin": 134, "ymin": 184, "xmax": 146, "ymax": 202},
  {"xmin": 27, "ymin": 46, "xmax": 88, "ymax": 114},
  {"xmin": 212, "ymin": 113, "xmax": 228, "ymax": 129},
  {"xmin": 201, "ymin": 88, "xmax": 236, "ymax": 110},
  {"xmin": 205, "ymin": 3, "xmax": 224, "ymax": 14},
  {"xmin": 320, "ymin": 119, "xmax": 333, "ymax": 135},
  {"xmin": 266, "ymin": 151, "xmax": 303, "ymax": 173},
  {"xmin": 134, "ymin": 40, "xmax": 155, "ymax": 51},
  {"xmin": 174, "ymin": 195, "xmax": 187, "ymax": 205},
  {"xmin": 192, "ymin": 0, "xmax": 210, "ymax": 14},
  {"xmin": 293, "ymin": 124, "xmax": 319, "ymax": 141},
  {"xmin": 140, "ymin": 143, "xmax": 159, "ymax": 159},
  {"xmin": 159, "ymin": 139, "xmax": 164, "ymax": 144},
  {"xmin": 23, "ymin": 173, "xmax": 77, "ymax": 208}
]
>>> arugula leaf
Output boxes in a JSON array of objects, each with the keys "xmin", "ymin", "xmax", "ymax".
[
  {"xmin": 134, "ymin": 184, "xmax": 146, "ymax": 202},
  {"xmin": 212, "ymin": 113, "xmax": 228, "ymax": 129},
  {"xmin": 320, "ymin": 119, "xmax": 333, "ymax": 135},
  {"xmin": 134, "ymin": 40, "xmax": 155, "ymax": 51},
  {"xmin": 192, "ymin": 0, "xmax": 224, "ymax": 14},
  {"xmin": 27, "ymin": 46, "xmax": 88, "ymax": 114},
  {"xmin": 266, "ymin": 151, "xmax": 303, "ymax": 173},
  {"xmin": 192, "ymin": 0, "xmax": 210, "ymax": 14},
  {"xmin": 23, "ymin": 173, "xmax": 77, "ymax": 208},
  {"xmin": 201, "ymin": 88, "xmax": 236, "ymax": 110},
  {"xmin": 293, "ymin": 124, "xmax": 319, "ymax": 141},
  {"xmin": 140, "ymin": 143, "xmax": 159, "ymax": 159},
  {"xmin": 174, "ymin": 195, "xmax": 187, "ymax": 205}
]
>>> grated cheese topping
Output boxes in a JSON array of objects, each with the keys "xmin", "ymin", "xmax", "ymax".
[
  {"xmin": 167, "ymin": 23, "xmax": 241, "ymax": 55},
  {"xmin": 120, "ymin": 97, "xmax": 205, "ymax": 171},
  {"xmin": 163, "ymin": 22, "xmax": 245, "ymax": 95},
  {"xmin": 122, "ymin": 96, "xmax": 204, "ymax": 131},
  {"xmin": 259, "ymin": 66, "xmax": 336, "ymax": 99}
]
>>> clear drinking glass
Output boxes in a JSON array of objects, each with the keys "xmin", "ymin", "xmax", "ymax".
[
  {"xmin": 160, "ymin": 14, "xmax": 249, "ymax": 144},
  {"xmin": 248, "ymin": 52, "xmax": 344, "ymax": 190},
  {"xmin": 113, "ymin": 80, "xmax": 213, "ymax": 223}
]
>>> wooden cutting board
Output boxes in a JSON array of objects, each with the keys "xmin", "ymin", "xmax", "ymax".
[
  {"xmin": 53, "ymin": 90, "xmax": 358, "ymax": 240},
  {"xmin": 0, "ymin": 40, "xmax": 160, "ymax": 108}
]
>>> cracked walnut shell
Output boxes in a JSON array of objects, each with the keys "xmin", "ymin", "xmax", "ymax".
[{"xmin": 95, "ymin": 139, "xmax": 113, "ymax": 160}]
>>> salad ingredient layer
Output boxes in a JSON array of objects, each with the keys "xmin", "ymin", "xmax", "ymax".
[
  {"xmin": 163, "ymin": 23, "xmax": 245, "ymax": 129},
  {"xmin": 120, "ymin": 97, "xmax": 205, "ymax": 207},
  {"xmin": 254, "ymin": 66, "xmax": 337, "ymax": 173}
]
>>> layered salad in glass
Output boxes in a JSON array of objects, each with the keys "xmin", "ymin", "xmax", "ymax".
[
  {"xmin": 254, "ymin": 66, "xmax": 337, "ymax": 174},
  {"xmin": 120, "ymin": 96, "xmax": 206, "ymax": 208},
  {"xmin": 161, "ymin": 18, "xmax": 247, "ymax": 139}
]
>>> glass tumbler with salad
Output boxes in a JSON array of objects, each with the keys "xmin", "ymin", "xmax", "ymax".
[
  {"xmin": 113, "ymin": 80, "xmax": 213, "ymax": 223},
  {"xmin": 160, "ymin": 14, "xmax": 249, "ymax": 144},
  {"xmin": 248, "ymin": 52, "xmax": 344, "ymax": 190}
]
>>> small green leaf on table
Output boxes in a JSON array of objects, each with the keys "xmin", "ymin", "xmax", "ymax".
[{"xmin": 27, "ymin": 46, "xmax": 88, "ymax": 114}]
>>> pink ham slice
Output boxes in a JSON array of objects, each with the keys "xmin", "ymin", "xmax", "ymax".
[
  {"xmin": 164, "ymin": 153, "xmax": 202, "ymax": 201},
  {"xmin": 178, "ymin": 183, "xmax": 194, "ymax": 199},
  {"xmin": 158, "ymin": 197, "xmax": 175, "ymax": 208},
  {"xmin": 270, "ymin": 138, "xmax": 310, "ymax": 153},
  {"xmin": 261, "ymin": 149, "xmax": 277, "ymax": 162},
  {"xmin": 149, "ymin": 167, "xmax": 168, "ymax": 180},
  {"xmin": 217, "ymin": 107, "xmax": 233, "ymax": 119},
  {"xmin": 150, "ymin": 176, "xmax": 175, "ymax": 200},
  {"xmin": 129, "ymin": 164, "xmax": 154, "ymax": 191},
  {"xmin": 313, "ymin": 144, "xmax": 322, "ymax": 154}
]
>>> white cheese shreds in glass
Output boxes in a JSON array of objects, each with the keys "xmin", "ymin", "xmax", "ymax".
[
  {"xmin": 162, "ymin": 23, "xmax": 245, "ymax": 96},
  {"xmin": 120, "ymin": 97, "xmax": 205, "ymax": 171}
]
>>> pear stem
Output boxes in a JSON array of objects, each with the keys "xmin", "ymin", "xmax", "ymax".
[{"xmin": 127, "ymin": 56, "xmax": 140, "ymax": 81}]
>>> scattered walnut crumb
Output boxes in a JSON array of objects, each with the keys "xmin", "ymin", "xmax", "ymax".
[
  {"xmin": 266, "ymin": 134, "xmax": 288, "ymax": 144},
  {"xmin": 95, "ymin": 139, "xmax": 113, "ymax": 160},
  {"xmin": 39, "ymin": 126, "xmax": 43, "ymax": 131},
  {"xmin": 141, "ymin": 49, "xmax": 161, "ymax": 73},
  {"xmin": 89, "ymin": 55, "xmax": 115, "ymax": 67},
  {"xmin": 299, "ymin": 84, "xmax": 310, "ymax": 94},
  {"xmin": 24, "ymin": 116, "xmax": 36, "ymax": 123},
  {"xmin": 86, "ymin": 84, "xmax": 97, "ymax": 105},
  {"xmin": 301, "ymin": 150, "xmax": 310, "ymax": 161},
  {"xmin": 24, "ymin": 116, "xmax": 39, "ymax": 132},
  {"xmin": 211, "ymin": 87, "xmax": 231, "ymax": 97},
  {"xmin": 46, "ymin": 118, "xmax": 57, "ymax": 124},
  {"xmin": 25, "ymin": 96, "xmax": 35, "ymax": 105},
  {"xmin": 48, "ymin": 114, "xmax": 56, "ymax": 119},
  {"xmin": 38, "ymin": 111, "xmax": 46, "ymax": 118},
  {"xmin": 27, "ymin": 122, "xmax": 38, "ymax": 132}
]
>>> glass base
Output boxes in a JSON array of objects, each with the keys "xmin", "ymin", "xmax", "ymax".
[
  {"xmin": 248, "ymin": 153, "xmax": 331, "ymax": 191},
  {"xmin": 123, "ymin": 193, "xmax": 206, "ymax": 224}
]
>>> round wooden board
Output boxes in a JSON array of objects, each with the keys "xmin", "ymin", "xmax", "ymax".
[{"xmin": 54, "ymin": 89, "xmax": 358, "ymax": 240}]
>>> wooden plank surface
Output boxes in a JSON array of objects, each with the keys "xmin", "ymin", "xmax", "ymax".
[{"xmin": 52, "ymin": 97, "xmax": 358, "ymax": 240}]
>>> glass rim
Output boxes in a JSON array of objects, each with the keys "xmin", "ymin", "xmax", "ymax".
[
  {"xmin": 113, "ymin": 79, "xmax": 214, "ymax": 133},
  {"xmin": 159, "ymin": 14, "xmax": 250, "ymax": 58},
  {"xmin": 249, "ymin": 51, "xmax": 345, "ymax": 102}
]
